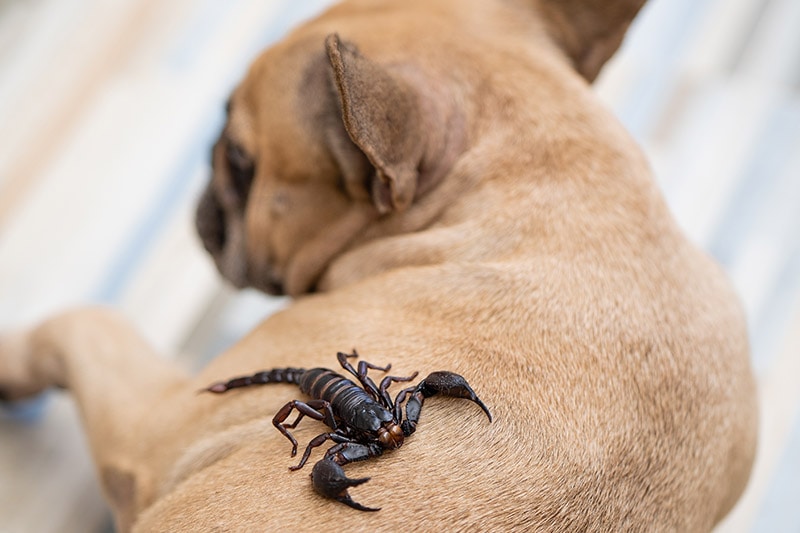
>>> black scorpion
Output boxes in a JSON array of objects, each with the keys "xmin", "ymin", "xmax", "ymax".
[{"xmin": 204, "ymin": 350, "xmax": 492, "ymax": 511}]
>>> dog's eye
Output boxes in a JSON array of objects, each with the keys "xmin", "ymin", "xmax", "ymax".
[{"xmin": 226, "ymin": 143, "xmax": 255, "ymax": 204}]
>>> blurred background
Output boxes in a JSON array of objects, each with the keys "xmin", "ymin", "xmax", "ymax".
[{"xmin": 0, "ymin": 0, "xmax": 798, "ymax": 530}]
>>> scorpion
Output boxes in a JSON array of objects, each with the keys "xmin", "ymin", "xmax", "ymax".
[{"xmin": 204, "ymin": 350, "xmax": 492, "ymax": 511}]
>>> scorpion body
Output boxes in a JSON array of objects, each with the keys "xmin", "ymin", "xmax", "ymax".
[{"xmin": 205, "ymin": 351, "xmax": 492, "ymax": 511}]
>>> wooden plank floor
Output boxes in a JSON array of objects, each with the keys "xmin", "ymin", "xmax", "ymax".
[{"xmin": 1, "ymin": 0, "xmax": 799, "ymax": 530}]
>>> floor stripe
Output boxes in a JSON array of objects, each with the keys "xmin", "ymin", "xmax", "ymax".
[{"xmin": 0, "ymin": 0, "xmax": 163, "ymax": 228}]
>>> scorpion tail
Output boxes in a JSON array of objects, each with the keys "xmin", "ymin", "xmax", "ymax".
[
  {"xmin": 311, "ymin": 458, "xmax": 380, "ymax": 512},
  {"xmin": 201, "ymin": 368, "xmax": 305, "ymax": 394}
]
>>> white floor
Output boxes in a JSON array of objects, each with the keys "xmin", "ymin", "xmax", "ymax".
[{"xmin": 1, "ymin": 0, "xmax": 798, "ymax": 531}]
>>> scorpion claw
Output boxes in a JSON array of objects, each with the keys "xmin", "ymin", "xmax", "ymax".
[
  {"xmin": 311, "ymin": 459, "xmax": 380, "ymax": 512},
  {"xmin": 419, "ymin": 371, "xmax": 493, "ymax": 422}
]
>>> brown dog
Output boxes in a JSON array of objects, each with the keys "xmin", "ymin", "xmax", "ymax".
[{"xmin": 1, "ymin": 0, "xmax": 758, "ymax": 530}]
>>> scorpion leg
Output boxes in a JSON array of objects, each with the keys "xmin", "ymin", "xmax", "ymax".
[
  {"xmin": 289, "ymin": 430, "xmax": 351, "ymax": 471},
  {"xmin": 393, "ymin": 386, "xmax": 416, "ymax": 422},
  {"xmin": 401, "ymin": 371, "xmax": 492, "ymax": 436},
  {"xmin": 377, "ymin": 371, "xmax": 419, "ymax": 410},
  {"xmin": 311, "ymin": 441, "xmax": 385, "ymax": 512},
  {"xmin": 272, "ymin": 399, "xmax": 337, "ymax": 456},
  {"xmin": 336, "ymin": 350, "xmax": 388, "ymax": 402}
]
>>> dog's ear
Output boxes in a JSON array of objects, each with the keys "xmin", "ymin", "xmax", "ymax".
[
  {"xmin": 325, "ymin": 33, "xmax": 426, "ymax": 214},
  {"xmin": 537, "ymin": 0, "xmax": 647, "ymax": 81}
]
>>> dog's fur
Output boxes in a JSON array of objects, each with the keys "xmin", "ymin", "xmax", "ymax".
[{"xmin": 0, "ymin": 0, "xmax": 757, "ymax": 531}]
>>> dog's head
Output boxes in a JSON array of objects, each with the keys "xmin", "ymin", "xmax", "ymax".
[
  {"xmin": 196, "ymin": 34, "xmax": 439, "ymax": 296},
  {"xmin": 195, "ymin": 0, "xmax": 646, "ymax": 296}
]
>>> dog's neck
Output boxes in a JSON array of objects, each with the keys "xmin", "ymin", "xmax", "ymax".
[
  {"xmin": 316, "ymin": 64, "xmax": 658, "ymax": 293},
  {"xmin": 308, "ymin": 19, "xmax": 660, "ymax": 294}
]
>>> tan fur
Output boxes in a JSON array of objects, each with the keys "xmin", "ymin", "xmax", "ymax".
[{"xmin": 0, "ymin": 0, "xmax": 757, "ymax": 531}]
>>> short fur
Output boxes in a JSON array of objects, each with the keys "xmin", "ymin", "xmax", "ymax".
[{"xmin": 0, "ymin": 0, "xmax": 757, "ymax": 531}]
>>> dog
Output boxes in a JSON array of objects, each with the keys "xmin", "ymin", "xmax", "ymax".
[{"xmin": 0, "ymin": 0, "xmax": 758, "ymax": 530}]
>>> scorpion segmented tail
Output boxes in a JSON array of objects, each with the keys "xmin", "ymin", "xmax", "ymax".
[{"xmin": 204, "ymin": 368, "xmax": 306, "ymax": 394}]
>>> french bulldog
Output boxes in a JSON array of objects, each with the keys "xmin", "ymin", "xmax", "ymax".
[{"xmin": 1, "ymin": 0, "xmax": 757, "ymax": 530}]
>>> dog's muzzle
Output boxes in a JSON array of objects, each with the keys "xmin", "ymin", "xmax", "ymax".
[{"xmin": 195, "ymin": 186, "xmax": 226, "ymax": 256}]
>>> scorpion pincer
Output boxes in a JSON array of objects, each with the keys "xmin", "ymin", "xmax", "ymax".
[{"xmin": 204, "ymin": 350, "xmax": 492, "ymax": 511}]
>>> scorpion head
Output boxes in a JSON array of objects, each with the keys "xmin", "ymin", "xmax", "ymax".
[{"xmin": 377, "ymin": 422, "xmax": 405, "ymax": 449}]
